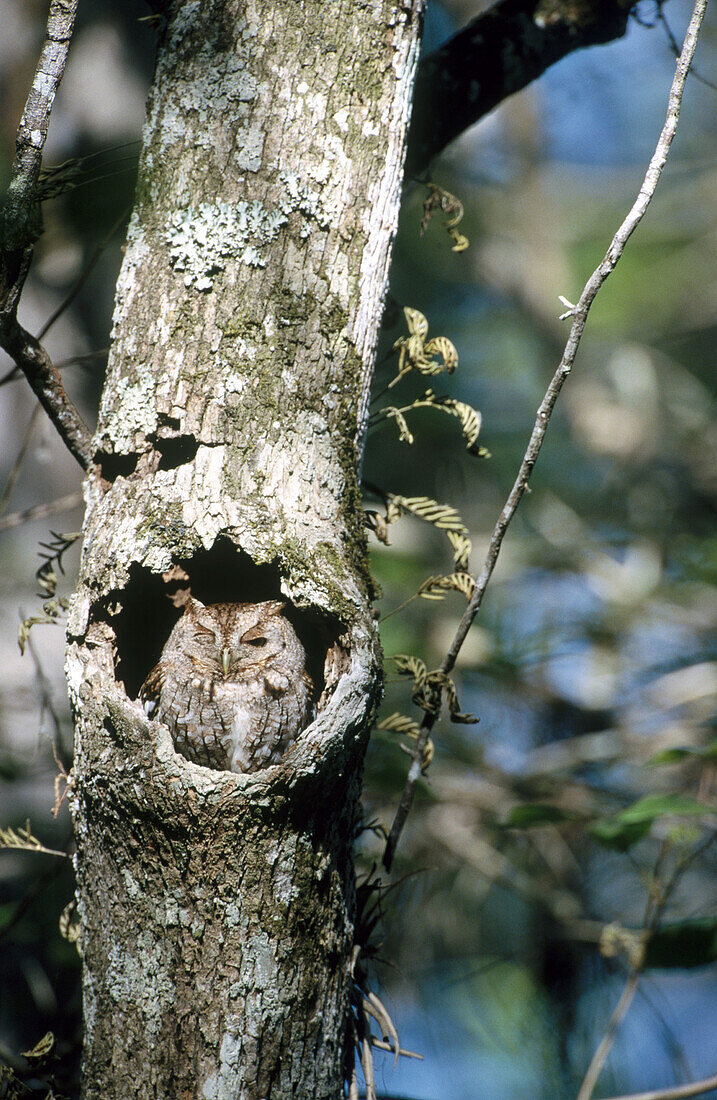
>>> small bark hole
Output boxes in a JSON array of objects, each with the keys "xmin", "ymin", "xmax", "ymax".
[
  {"xmin": 154, "ymin": 434, "xmax": 199, "ymax": 471},
  {"xmin": 94, "ymin": 449, "xmax": 139, "ymax": 482}
]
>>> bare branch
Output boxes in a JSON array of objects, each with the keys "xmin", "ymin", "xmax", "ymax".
[
  {"xmin": 0, "ymin": 320, "xmax": 92, "ymax": 469},
  {"xmin": 0, "ymin": 491, "xmax": 83, "ymax": 533},
  {"xmin": 406, "ymin": 0, "xmax": 634, "ymax": 177},
  {"xmin": 0, "ymin": 0, "xmax": 78, "ymax": 300},
  {"xmin": 601, "ymin": 1072, "xmax": 717, "ymax": 1100},
  {"xmin": 576, "ymin": 971, "xmax": 642, "ymax": 1100},
  {"xmin": 383, "ymin": 0, "xmax": 707, "ymax": 872},
  {"xmin": 0, "ymin": 0, "xmax": 92, "ymax": 470}
]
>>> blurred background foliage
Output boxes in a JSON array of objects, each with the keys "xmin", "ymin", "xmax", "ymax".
[{"xmin": 0, "ymin": 1, "xmax": 715, "ymax": 1098}]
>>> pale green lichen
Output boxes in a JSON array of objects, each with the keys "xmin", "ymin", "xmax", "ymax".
[
  {"xmin": 166, "ymin": 200, "xmax": 288, "ymax": 290},
  {"xmin": 279, "ymin": 171, "xmax": 331, "ymax": 235},
  {"xmin": 166, "ymin": 176, "xmax": 331, "ymax": 290},
  {"xmin": 101, "ymin": 372, "xmax": 159, "ymax": 446}
]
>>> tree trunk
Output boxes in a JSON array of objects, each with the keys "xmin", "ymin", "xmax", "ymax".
[{"xmin": 65, "ymin": 1, "xmax": 423, "ymax": 1096}]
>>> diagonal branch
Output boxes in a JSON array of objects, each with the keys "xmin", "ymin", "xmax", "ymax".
[
  {"xmin": 406, "ymin": 0, "xmax": 635, "ymax": 176},
  {"xmin": 577, "ymin": 828, "xmax": 716, "ymax": 1100},
  {"xmin": 577, "ymin": 971, "xmax": 642, "ymax": 1100},
  {"xmin": 384, "ymin": 0, "xmax": 707, "ymax": 872},
  {"xmin": 0, "ymin": 320, "xmax": 92, "ymax": 470},
  {"xmin": 601, "ymin": 1071, "xmax": 717, "ymax": 1100},
  {"xmin": 0, "ymin": 491, "xmax": 83, "ymax": 534},
  {"xmin": 0, "ymin": 0, "xmax": 78, "ymax": 299},
  {"xmin": 0, "ymin": 0, "xmax": 91, "ymax": 471}
]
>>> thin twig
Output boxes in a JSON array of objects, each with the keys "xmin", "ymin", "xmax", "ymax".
[
  {"xmin": 601, "ymin": 1071, "xmax": 717, "ymax": 1100},
  {"xmin": 577, "ymin": 821, "xmax": 712, "ymax": 1100},
  {"xmin": 0, "ymin": 405, "xmax": 41, "ymax": 515},
  {"xmin": 657, "ymin": 5, "xmax": 717, "ymax": 92},
  {"xmin": 39, "ymin": 206, "xmax": 130, "ymax": 341},
  {"xmin": 0, "ymin": 0, "xmax": 91, "ymax": 470},
  {"xmin": 576, "ymin": 972, "xmax": 642, "ymax": 1100},
  {"xmin": 0, "ymin": 206, "xmax": 128, "ymax": 388},
  {"xmin": 25, "ymin": 629, "xmax": 69, "ymax": 770},
  {"xmin": 382, "ymin": 0, "xmax": 707, "ymax": 873},
  {"xmin": 0, "ymin": 491, "xmax": 83, "ymax": 533},
  {"xmin": 0, "ymin": 349, "xmax": 109, "ymax": 387}
]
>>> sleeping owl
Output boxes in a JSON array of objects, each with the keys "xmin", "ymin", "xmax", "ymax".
[{"xmin": 140, "ymin": 597, "xmax": 313, "ymax": 773}]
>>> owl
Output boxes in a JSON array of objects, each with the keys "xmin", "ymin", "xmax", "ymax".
[{"xmin": 140, "ymin": 597, "xmax": 313, "ymax": 773}]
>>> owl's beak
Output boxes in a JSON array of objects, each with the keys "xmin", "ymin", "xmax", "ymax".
[{"xmin": 221, "ymin": 647, "xmax": 231, "ymax": 675}]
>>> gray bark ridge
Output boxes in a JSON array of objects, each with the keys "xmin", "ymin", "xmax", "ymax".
[{"xmin": 67, "ymin": 1, "xmax": 424, "ymax": 1097}]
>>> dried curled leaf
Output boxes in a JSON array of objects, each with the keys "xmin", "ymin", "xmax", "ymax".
[
  {"xmin": 423, "ymin": 336, "xmax": 458, "ymax": 374},
  {"xmin": 18, "ymin": 530, "xmax": 79, "ymax": 653},
  {"xmin": 385, "ymin": 493, "xmax": 472, "ymax": 569},
  {"xmin": 421, "ymin": 183, "xmax": 469, "ymax": 251},
  {"xmin": 414, "ymin": 670, "xmax": 479, "ymax": 725},
  {"xmin": 446, "ymin": 529, "xmax": 472, "ymax": 570},
  {"xmin": 389, "ymin": 307, "xmax": 459, "ymax": 386},
  {"xmin": 364, "ymin": 509, "xmax": 391, "ymax": 545},
  {"xmin": 371, "ymin": 387, "xmax": 486, "ymax": 457},
  {"xmin": 364, "ymin": 489, "xmax": 472, "ymax": 571},
  {"xmin": 403, "ymin": 306, "xmax": 429, "ymax": 340},
  {"xmin": 418, "ymin": 573, "xmax": 476, "ymax": 600},
  {"xmin": 424, "ymin": 390, "xmax": 484, "ymax": 453},
  {"xmin": 383, "ymin": 406, "xmax": 414, "ymax": 445},
  {"xmin": 21, "ymin": 1031, "xmax": 55, "ymax": 1061},
  {"xmin": 416, "ymin": 389, "xmax": 485, "ymax": 454},
  {"xmin": 448, "ymin": 227, "xmax": 469, "ymax": 253},
  {"xmin": 384, "ymin": 495, "xmax": 404, "ymax": 526},
  {"xmin": 59, "ymin": 899, "xmax": 81, "ymax": 948},
  {"xmin": 392, "ymin": 494, "xmax": 463, "ymax": 531},
  {"xmin": 378, "ymin": 712, "xmax": 434, "ymax": 774},
  {"xmin": 376, "ymin": 712, "xmax": 421, "ymax": 738},
  {"xmin": 392, "ymin": 654, "xmax": 428, "ymax": 693},
  {"xmin": 19, "ymin": 597, "xmax": 70, "ymax": 654}
]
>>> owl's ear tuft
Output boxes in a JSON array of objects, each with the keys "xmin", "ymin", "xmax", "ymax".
[
  {"xmin": 185, "ymin": 597, "xmax": 206, "ymax": 616},
  {"xmin": 262, "ymin": 600, "xmax": 286, "ymax": 616}
]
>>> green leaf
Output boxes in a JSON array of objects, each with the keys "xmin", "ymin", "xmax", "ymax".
[
  {"xmin": 591, "ymin": 818, "xmax": 652, "ymax": 852},
  {"xmin": 648, "ymin": 740, "xmax": 717, "ymax": 765},
  {"xmin": 504, "ymin": 804, "xmax": 572, "ymax": 828},
  {"xmin": 645, "ymin": 918, "xmax": 717, "ymax": 969},
  {"xmin": 616, "ymin": 794, "xmax": 714, "ymax": 822},
  {"xmin": 591, "ymin": 794, "xmax": 714, "ymax": 851}
]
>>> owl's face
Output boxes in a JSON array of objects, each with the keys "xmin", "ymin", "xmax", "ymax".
[{"xmin": 167, "ymin": 598, "xmax": 297, "ymax": 678}]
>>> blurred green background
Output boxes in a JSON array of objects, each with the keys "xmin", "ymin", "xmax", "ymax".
[{"xmin": 1, "ymin": 2, "xmax": 715, "ymax": 1097}]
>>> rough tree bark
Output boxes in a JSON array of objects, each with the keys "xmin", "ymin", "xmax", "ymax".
[{"xmin": 65, "ymin": 1, "xmax": 423, "ymax": 1096}]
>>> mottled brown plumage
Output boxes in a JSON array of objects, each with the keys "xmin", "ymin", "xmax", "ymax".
[{"xmin": 140, "ymin": 597, "xmax": 313, "ymax": 773}]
